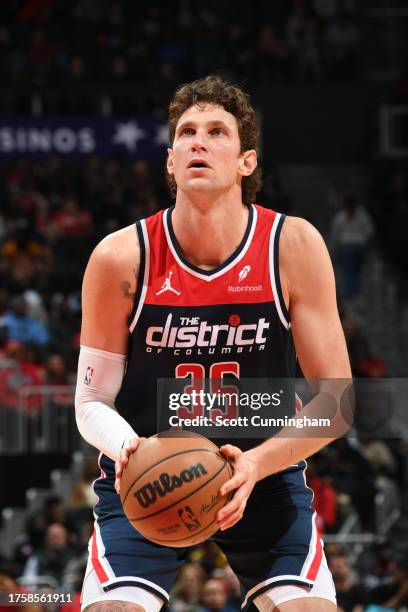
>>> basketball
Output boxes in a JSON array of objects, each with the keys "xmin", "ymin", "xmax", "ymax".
[{"xmin": 120, "ymin": 430, "xmax": 233, "ymax": 547}]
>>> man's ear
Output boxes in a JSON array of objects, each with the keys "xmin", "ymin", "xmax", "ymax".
[
  {"xmin": 167, "ymin": 148, "xmax": 174, "ymax": 175},
  {"xmin": 238, "ymin": 150, "xmax": 257, "ymax": 177}
]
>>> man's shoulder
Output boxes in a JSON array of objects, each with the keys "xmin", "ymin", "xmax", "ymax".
[
  {"xmin": 281, "ymin": 215, "xmax": 324, "ymax": 249},
  {"xmin": 279, "ymin": 215, "xmax": 330, "ymax": 287},
  {"xmin": 91, "ymin": 224, "xmax": 140, "ymax": 270}
]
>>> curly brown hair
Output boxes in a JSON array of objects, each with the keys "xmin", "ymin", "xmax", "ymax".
[{"xmin": 167, "ymin": 75, "xmax": 262, "ymax": 205}]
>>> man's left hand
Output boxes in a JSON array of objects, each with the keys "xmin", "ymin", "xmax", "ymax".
[{"xmin": 217, "ymin": 444, "xmax": 260, "ymax": 531}]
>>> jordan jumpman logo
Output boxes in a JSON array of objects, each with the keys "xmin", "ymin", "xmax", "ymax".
[{"xmin": 156, "ymin": 270, "xmax": 181, "ymax": 296}]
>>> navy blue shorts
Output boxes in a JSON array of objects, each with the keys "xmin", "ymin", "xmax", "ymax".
[{"xmin": 91, "ymin": 454, "xmax": 322, "ymax": 610}]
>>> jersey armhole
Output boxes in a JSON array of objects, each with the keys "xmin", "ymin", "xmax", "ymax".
[
  {"xmin": 269, "ymin": 213, "xmax": 291, "ymax": 330},
  {"xmin": 127, "ymin": 220, "xmax": 150, "ymax": 332}
]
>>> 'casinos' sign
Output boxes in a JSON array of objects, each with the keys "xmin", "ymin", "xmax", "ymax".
[{"xmin": 0, "ymin": 117, "xmax": 169, "ymax": 158}]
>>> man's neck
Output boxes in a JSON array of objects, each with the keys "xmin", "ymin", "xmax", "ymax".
[{"xmin": 172, "ymin": 191, "xmax": 249, "ymax": 270}]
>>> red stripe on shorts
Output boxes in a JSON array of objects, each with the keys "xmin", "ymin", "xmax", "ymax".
[
  {"xmin": 306, "ymin": 519, "xmax": 323, "ymax": 581},
  {"xmin": 91, "ymin": 529, "xmax": 109, "ymax": 583}
]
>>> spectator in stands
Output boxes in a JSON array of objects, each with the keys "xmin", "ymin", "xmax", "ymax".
[
  {"xmin": 341, "ymin": 313, "xmax": 387, "ymax": 379},
  {"xmin": 43, "ymin": 496, "xmax": 66, "ymax": 527},
  {"xmin": 258, "ymin": 168, "xmax": 292, "ymax": 214},
  {"xmin": 0, "ymin": 341, "xmax": 44, "ymax": 410},
  {"xmin": 43, "ymin": 353, "xmax": 73, "ymax": 408},
  {"xmin": 52, "ymin": 196, "xmax": 92, "ymax": 238},
  {"xmin": 323, "ymin": 9, "xmax": 360, "ymax": 79},
  {"xmin": 341, "ymin": 315, "xmax": 371, "ymax": 376},
  {"xmin": 359, "ymin": 439, "xmax": 398, "ymax": 480},
  {"xmin": 0, "ymin": 296, "xmax": 49, "ymax": 346},
  {"xmin": 47, "ymin": 294, "xmax": 80, "ymax": 368},
  {"xmin": 369, "ymin": 543, "xmax": 397, "ymax": 581},
  {"xmin": 13, "ymin": 512, "xmax": 48, "ymax": 574},
  {"xmin": 187, "ymin": 542, "xmax": 226, "ymax": 577},
  {"xmin": 254, "ymin": 24, "xmax": 289, "ymax": 82},
  {"xmin": 365, "ymin": 556, "xmax": 408, "ymax": 609},
  {"xmin": 170, "ymin": 563, "xmax": 207, "ymax": 612},
  {"xmin": 23, "ymin": 290, "xmax": 48, "ymax": 326},
  {"xmin": 307, "ymin": 458, "xmax": 337, "ymax": 533},
  {"xmin": 0, "ymin": 322, "xmax": 12, "ymax": 365},
  {"xmin": 212, "ymin": 565, "xmax": 241, "ymax": 611},
  {"xmin": 68, "ymin": 54, "xmax": 86, "ymax": 83},
  {"xmin": 331, "ymin": 196, "xmax": 375, "ymax": 306},
  {"xmin": 44, "ymin": 353, "xmax": 70, "ymax": 386},
  {"xmin": 328, "ymin": 551, "xmax": 367, "ymax": 611},
  {"xmin": 22, "ymin": 522, "xmax": 76, "ymax": 586},
  {"xmin": 286, "ymin": 2, "xmax": 322, "ymax": 81},
  {"xmin": 323, "ymin": 438, "xmax": 376, "ymax": 530},
  {"xmin": 198, "ymin": 578, "xmax": 238, "ymax": 612},
  {"xmin": 30, "ymin": 29, "xmax": 54, "ymax": 80},
  {"xmin": 68, "ymin": 454, "xmax": 99, "ymax": 511}
]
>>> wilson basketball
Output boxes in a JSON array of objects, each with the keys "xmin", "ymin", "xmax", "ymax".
[{"xmin": 120, "ymin": 430, "xmax": 233, "ymax": 547}]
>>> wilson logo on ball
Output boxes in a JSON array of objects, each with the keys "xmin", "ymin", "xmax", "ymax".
[{"xmin": 134, "ymin": 463, "xmax": 208, "ymax": 509}]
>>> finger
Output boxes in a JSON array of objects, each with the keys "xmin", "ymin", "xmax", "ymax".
[
  {"xmin": 219, "ymin": 444, "xmax": 241, "ymax": 460},
  {"xmin": 127, "ymin": 436, "xmax": 143, "ymax": 451},
  {"xmin": 218, "ymin": 494, "xmax": 248, "ymax": 522},
  {"xmin": 115, "ymin": 437, "xmax": 145, "ymax": 494},
  {"xmin": 218, "ymin": 482, "xmax": 252, "ymax": 520},
  {"xmin": 219, "ymin": 472, "xmax": 245, "ymax": 497},
  {"xmin": 115, "ymin": 447, "xmax": 131, "ymax": 479},
  {"xmin": 115, "ymin": 453, "xmax": 127, "ymax": 477},
  {"xmin": 219, "ymin": 507, "xmax": 245, "ymax": 531}
]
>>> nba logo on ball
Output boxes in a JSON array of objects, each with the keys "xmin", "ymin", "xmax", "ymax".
[
  {"xmin": 84, "ymin": 366, "xmax": 94, "ymax": 385},
  {"xmin": 178, "ymin": 506, "xmax": 201, "ymax": 532}
]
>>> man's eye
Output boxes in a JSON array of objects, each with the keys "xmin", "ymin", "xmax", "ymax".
[
  {"xmin": 182, "ymin": 127, "xmax": 194, "ymax": 135},
  {"xmin": 210, "ymin": 128, "xmax": 224, "ymax": 135}
]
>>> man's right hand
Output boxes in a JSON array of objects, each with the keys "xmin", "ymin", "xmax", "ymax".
[{"xmin": 115, "ymin": 437, "xmax": 143, "ymax": 494}]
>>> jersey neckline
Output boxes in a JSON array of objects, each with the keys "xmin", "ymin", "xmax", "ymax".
[{"xmin": 163, "ymin": 204, "xmax": 257, "ymax": 281}]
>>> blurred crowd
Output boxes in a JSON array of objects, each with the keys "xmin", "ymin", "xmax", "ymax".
[
  {"xmin": 1, "ymin": 0, "xmax": 361, "ymax": 104},
  {"xmin": 0, "ymin": 155, "xmax": 166, "ymax": 409}
]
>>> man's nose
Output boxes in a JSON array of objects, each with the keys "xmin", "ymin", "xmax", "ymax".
[{"xmin": 191, "ymin": 130, "xmax": 207, "ymax": 151}]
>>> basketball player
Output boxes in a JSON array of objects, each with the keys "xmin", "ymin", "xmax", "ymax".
[{"xmin": 75, "ymin": 76, "xmax": 351, "ymax": 611}]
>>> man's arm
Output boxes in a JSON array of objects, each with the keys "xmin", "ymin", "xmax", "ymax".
[
  {"xmin": 245, "ymin": 216, "xmax": 352, "ymax": 478},
  {"xmin": 75, "ymin": 226, "xmax": 141, "ymax": 465},
  {"xmin": 217, "ymin": 217, "xmax": 352, "ymax": 529},
  {"xmin": 81, "ymin": 226, "xmax": 139, "ymax": 352}
]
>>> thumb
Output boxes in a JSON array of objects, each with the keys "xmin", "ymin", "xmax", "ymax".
[{"xmin": 219, "ymin": 444, "xmax": 240, "ymax": 460}]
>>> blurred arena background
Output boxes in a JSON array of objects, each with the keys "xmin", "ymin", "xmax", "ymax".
[{"xmin": 1, "ymin": 0, "xmax": 408, "ymax": 610}]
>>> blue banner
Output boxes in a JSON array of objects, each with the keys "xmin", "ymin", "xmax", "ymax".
[{"xmin": 0, "ymin": 117, "xmax": 169, "ymax": 158}]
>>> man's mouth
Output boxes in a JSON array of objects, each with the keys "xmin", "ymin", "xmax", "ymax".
[{"xmin": 187, "ymin": 160, "xmax": 210, "ymax": 169}]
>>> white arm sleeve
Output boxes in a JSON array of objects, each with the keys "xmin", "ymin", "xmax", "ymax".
[{"xmin": 75, "ymin": 345, "xmax": 138, "ymax": 462}]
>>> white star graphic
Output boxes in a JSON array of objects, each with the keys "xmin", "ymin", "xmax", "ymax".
[
  {"xmin": 112, "ymin": 121, "xmax": 146, "ymax": 151},
  {"xmin": 155, "ymin": 123, "xmax": 169, "ymax": 146}
]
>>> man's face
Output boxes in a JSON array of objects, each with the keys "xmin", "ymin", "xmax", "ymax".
[
  {"xmin": 329, "ymin": 556, "xmax": 350, "ymax": 582},
  {"xmin": 201, "ymin": 579, "xmax": 227, "ymax": 610},
  {"xmin": 167, "ymin": 103, "xmax": 256, "ymax": 198}
]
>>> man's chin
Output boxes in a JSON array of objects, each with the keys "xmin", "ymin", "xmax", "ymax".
[{"xmin": 183, "ymin": 178, "xmax": 214, "ymax": 192}]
